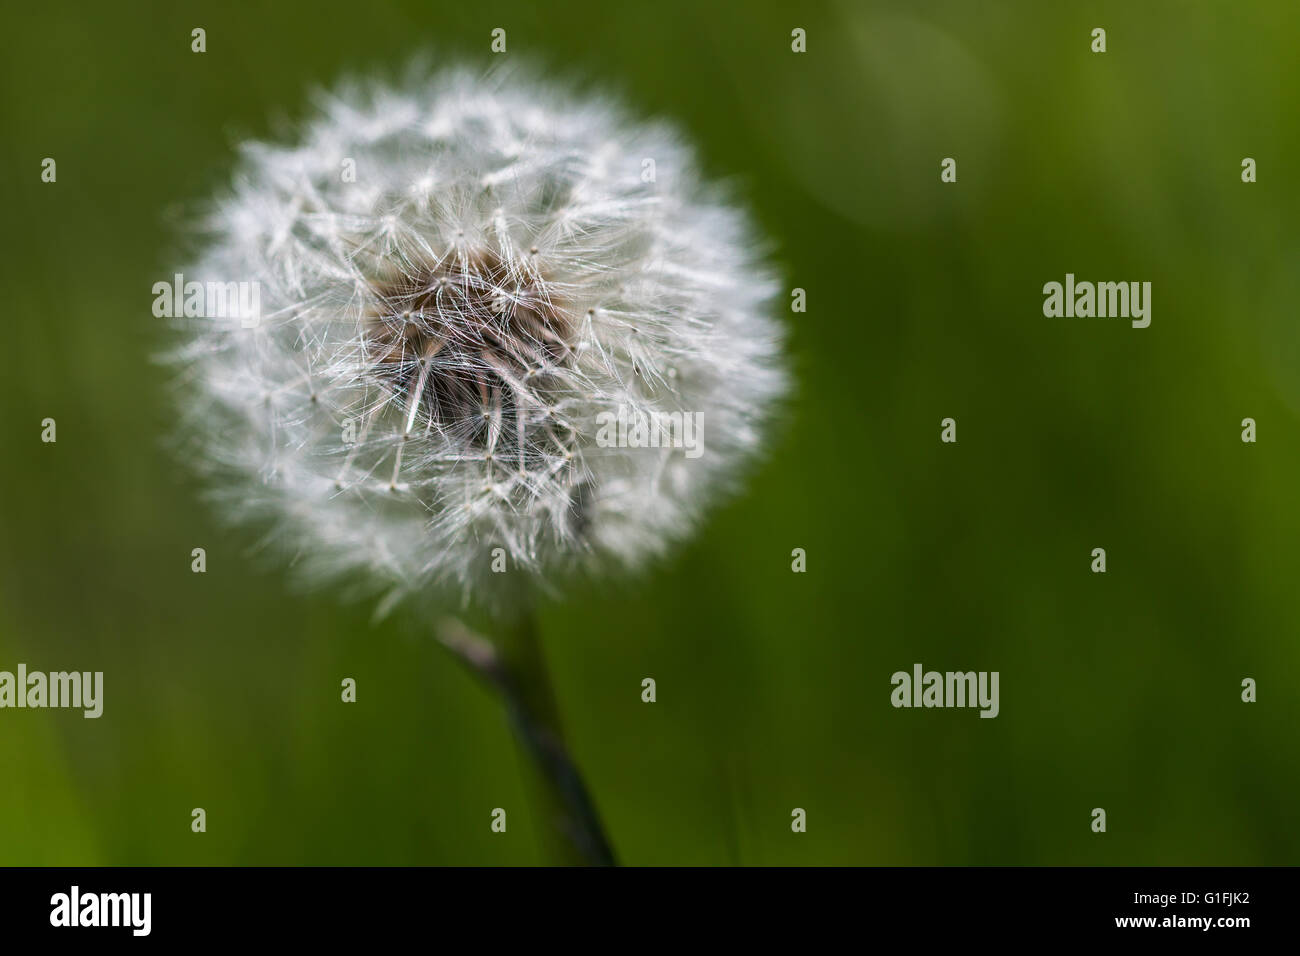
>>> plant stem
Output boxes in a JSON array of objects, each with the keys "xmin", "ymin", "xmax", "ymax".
[{"xmin": 435, "ymin": 615, "xmax": 617, "ymax": 866}]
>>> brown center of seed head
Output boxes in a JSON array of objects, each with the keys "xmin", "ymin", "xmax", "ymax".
[{"xmin": 363, "ymin": 249, "xmax": 576, "ymax": 460}]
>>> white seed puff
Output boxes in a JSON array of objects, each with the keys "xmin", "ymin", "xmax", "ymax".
[{"xmin": 169, "ymin": 65, "xmax": 788, "ymax": 604}]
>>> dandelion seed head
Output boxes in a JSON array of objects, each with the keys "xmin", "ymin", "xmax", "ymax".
[{"xmin": 169, "ymin": 64, "xmax": 788, "ymax": 606}]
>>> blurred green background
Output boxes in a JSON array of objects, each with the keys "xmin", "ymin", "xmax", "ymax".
[{"xmin": 2, "ymin": 0, "xmax": 1298, "ymax": 865}]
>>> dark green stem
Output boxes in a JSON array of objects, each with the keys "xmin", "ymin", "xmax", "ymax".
[{"xmin": 436, "ymin": 615, "xmax": 617, "ymax": 866}]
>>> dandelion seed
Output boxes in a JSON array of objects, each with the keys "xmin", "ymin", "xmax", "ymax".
[{"xmin": 167, "ymin": 64, "xmax": 787, "ymax": 606}]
